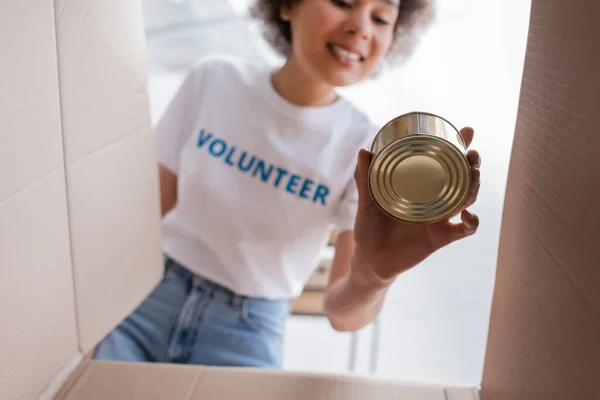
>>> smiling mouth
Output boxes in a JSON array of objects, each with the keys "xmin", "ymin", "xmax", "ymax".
[{"xmin": 327, "ymin": 44, "xmax": 364, "ymax": 62}]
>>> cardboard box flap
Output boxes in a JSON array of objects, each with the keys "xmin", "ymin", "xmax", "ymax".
[
  {"xmin": 481, "ymin": 0, "xmax": 600, "ymax": 398},
  {"xmin": 54, "ymin": 0, "xmax": 163, "ymax": 353},
  {"xmin": 55, "ymin": 360, "xmax": 480, "ymax": 400},
  {"xmin": 0, "ymin": 2, "xmax": 79, "ymax": 399},
  {"xmin": 1, "ymin": 0, "xmax": 163, "ymax": 397}
]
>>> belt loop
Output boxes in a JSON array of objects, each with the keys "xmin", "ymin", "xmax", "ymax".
[
  {"xmin": 192, "ymin": 275, "xmax": 203, "ymax": 291},
  {"xmin": 231, "ymin": 293, "xmax": 244, "ymax": 308}
]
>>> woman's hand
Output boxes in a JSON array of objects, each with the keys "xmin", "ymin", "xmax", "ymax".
[{"xmin": 352, "ymin": 127, "xmax": 481, "ymax": 286}]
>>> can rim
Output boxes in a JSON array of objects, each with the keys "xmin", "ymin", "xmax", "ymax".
[
  {"xmin": 367, "ymin": 134, "xmax": 472, "ymax": 224},
  {"xmin": 369, "ymin": 111, "xmax": 467, "ymax": 153}
]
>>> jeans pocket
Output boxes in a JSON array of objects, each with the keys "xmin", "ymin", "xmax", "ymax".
[{"xmin": 241, "ymin": 300, "xmax": 287, "ymax": 337}]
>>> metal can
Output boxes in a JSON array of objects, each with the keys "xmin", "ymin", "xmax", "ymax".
[{"xmin": 368, "ymin": 111, "xmax": 471, "ymax": 224}]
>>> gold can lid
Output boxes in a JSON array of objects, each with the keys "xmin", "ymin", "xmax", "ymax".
[{"xmin": 369, "ymin": 135, "xmax": 471, "ymax": 223}]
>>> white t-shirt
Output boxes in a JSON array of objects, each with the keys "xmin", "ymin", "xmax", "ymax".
[{"xmin": 155, "ymin": 54, "xmax": 378, "ymax": 299}]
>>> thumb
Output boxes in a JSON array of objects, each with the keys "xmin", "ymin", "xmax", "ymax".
[
  {"xmin": 354, "ymin": 148, "xmax": 374, "ymax": 207},
  {"xmin": 443, "ymin": 210, "xmax": 479, "ymax": 247}
]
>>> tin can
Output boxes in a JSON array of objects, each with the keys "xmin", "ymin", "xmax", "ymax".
[{"xmin": 368, "ymin": 112, "xmax": 471, "ymax": 224}]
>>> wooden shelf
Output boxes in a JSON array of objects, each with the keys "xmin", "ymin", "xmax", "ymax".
[
  {"xmin": 291, "ymin": 290, "xmax": 325, "ymax": 316},
  {"xmin": 328, "ymin": 230, "xmax": 336, "ymax": 246}
]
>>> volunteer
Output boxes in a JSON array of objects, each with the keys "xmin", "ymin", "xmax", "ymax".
[{"xmin": 94, "ymin": 0, "xmax": 482, "ymax": 368}]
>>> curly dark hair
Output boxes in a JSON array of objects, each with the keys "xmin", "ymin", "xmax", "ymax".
[{"xmin": 250, "ymin": 0, "xmax": 435, "ymax": 65}]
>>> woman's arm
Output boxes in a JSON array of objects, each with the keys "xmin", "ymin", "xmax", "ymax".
[
  {"xmin": 323, "ymin": 231, "xmax": 391, "ymax": 332},
  {"xmin": 323, "ymin": 127, "xmax": 482, "ymax": 332},
  {"xmin": 158, "ymin": 163, "xmax": 178, "ymax": 217}
]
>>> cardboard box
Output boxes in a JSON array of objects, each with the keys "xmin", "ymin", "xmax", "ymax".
[{"xmin": 1, "ymin": 0, "xmax": 598, "ymax": 399}]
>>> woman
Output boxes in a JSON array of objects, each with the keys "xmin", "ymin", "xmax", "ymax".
[{"xmin": 94, "ymin": 0, "xmax": 481, "ymax": 368}]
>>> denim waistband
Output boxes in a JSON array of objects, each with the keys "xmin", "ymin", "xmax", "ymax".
[{"xmin": 163, "ymin": 255, "xmax": 287, "ymax": 309}]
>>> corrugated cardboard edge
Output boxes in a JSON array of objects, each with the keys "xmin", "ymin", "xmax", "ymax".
[
  {"xmin": 32, "ymin": 7, "xmax": 94, "ymax": 400},
  {"xmin": 38, "ymin": 355, "xmax": 84, "ymax": 400},
  {"xmin": 480, "ymin": 0, "xmax": 600, "ymax": 397},
  {"xmin": 445, "ymin": 387, "xmax": 481, "ymax": 400},
  {"xmin": 48, "ymin": 359, "xmax": 95, "ymax": 400},
  {"xmin": 46, "ymin": 360, "xmax": 482, "ymax": 400},
  {"xmin": 51, "ymin": 0, "xmax": 83, "ymax": 357},
  {"xmin": 54, "ymin": 0, "xmax": 164, "ymax": 354}
]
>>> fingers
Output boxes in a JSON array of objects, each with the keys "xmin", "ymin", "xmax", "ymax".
[
  {"xmin": 467, "ymin": 149, "xmax": 481, "ymax": 168},
  {"xmin": 461, "ymin": 127, "xmax": 475, "ymax": 148},
  {"xmin": 462, "ymin": 167, "xmax": 481, "ymax": 209},
  {"xmin": 354, "ymin": 148, "xmax": 373, "ymax": 204},
  {"xmin": 459, "ymin": 149, "xmax": 481, "ymax": 210},
  {"xmin": 461, "ymin": 210, "xmax": 480, "ymax": 235},
  {"xmin": 355, "ymin": 149, "xmax": 377, "ymax": 211},
  {"xmin": 445, "ymin": 210, "xmax": 479, "ymax": 245},
  {"xmin": 355, "ymin": 148, "xmax": 372, "ymax": 176}
]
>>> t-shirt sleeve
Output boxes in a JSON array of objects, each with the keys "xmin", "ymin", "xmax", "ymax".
[
  {"xmin": 334, "ymin": 177, "xmax": 360, "ymax": 233},
  {"xmin": 333, "ymin": 123, "xmax": 379, "ymax": 233}
]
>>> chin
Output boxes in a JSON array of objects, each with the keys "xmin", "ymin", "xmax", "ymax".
[{"xmin": 319, "ymin": 69, "xmax": 366, "ymax": 88}]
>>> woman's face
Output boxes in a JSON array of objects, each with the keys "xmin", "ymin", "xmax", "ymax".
[{"xmin": 282, "ymin": 0, "xmax": 399, "ymax": 87}]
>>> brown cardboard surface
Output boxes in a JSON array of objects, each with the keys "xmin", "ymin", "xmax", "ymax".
[
  {"xmin": 0, "ymin": 2, "xmax": 80, "ymax": 399},
  {"xmin": 53, "ymin": 0, "xmax": 151, "ymax": 163},
  {"xmin": 194, "ymin": 367, "xmax": 458, "ymax": 400},
  {"xmin": 54, "ymin": 361, "xmax": 199, "ymax": 400},
  {"xmin": 65, "ymin": 131, "xmax": 164, "ymax": 352},
  {"xmin": 0, "ymin": 173, "xmax": 79, "ymax": 400},
  {"xmin": 481, "ymin": 0, "xmax": 600, "ymax": 398},
  {"xmin": 0, "ymin": 2, "xmax": 65, "ymax": 202},
  {"xmin": 444, "ymin": 388, "xmax": 480, "ymax": 400},
  {"xmin": 54, "ymin": 0, "xmax": 163, "ymax": 353},
  {"xmin": 55, "ymin": 360, "xmax": 470, "ymax": 400}
]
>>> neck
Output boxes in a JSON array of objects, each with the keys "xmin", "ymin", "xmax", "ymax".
[{"xmin": 271, "ymin": 54, "xmax": 339, "ymax": 107}]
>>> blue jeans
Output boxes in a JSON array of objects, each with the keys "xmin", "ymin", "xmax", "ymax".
[{"xmin": 94, "ymin": 256, "xmax": 291, "ymax": 368}]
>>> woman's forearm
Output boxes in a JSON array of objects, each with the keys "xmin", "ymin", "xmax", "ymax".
[
  {"xmin": 323, "ymin": 252, "xmax": 393, "ymax": 332},
  {"xmin": 158, "ymin": 164, "xmax": 178, "ymax": 217}
]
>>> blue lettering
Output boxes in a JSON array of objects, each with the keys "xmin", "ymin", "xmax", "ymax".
[
  {"xmin": 252, "ymin": 159, "xmax": 274, "ymax": 182},
  {"xmin": 238, "ymin": 152, "xmax": 255, "ymax": 172},
  {"xmin": 273, "ymin": 168, "xmax": 289, "ymax": 188},
  {"xmin": 299, "ymin": 179, "xmax": 314, "ymax": 199},
  {"xmin": 313, "ymin": 184, "xmax": 330, "ymax": 206},
  {"xmin": 197, "ymin": 129, "xmax": 212, "ymax": 147},
  {"xmin": 286, "ymin": 174, "xmax": 301, "ymax": 194},
  {"xmin": 209, "ymin": 139, "xmax": 226, "ymax": 157},
  {"xmin": 197, "ymin": 132, "xmax": 329, "ymax": 205},
  {"xmin": 225, "ymin": 147, "xmax": 236, "ymax": 166}
]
